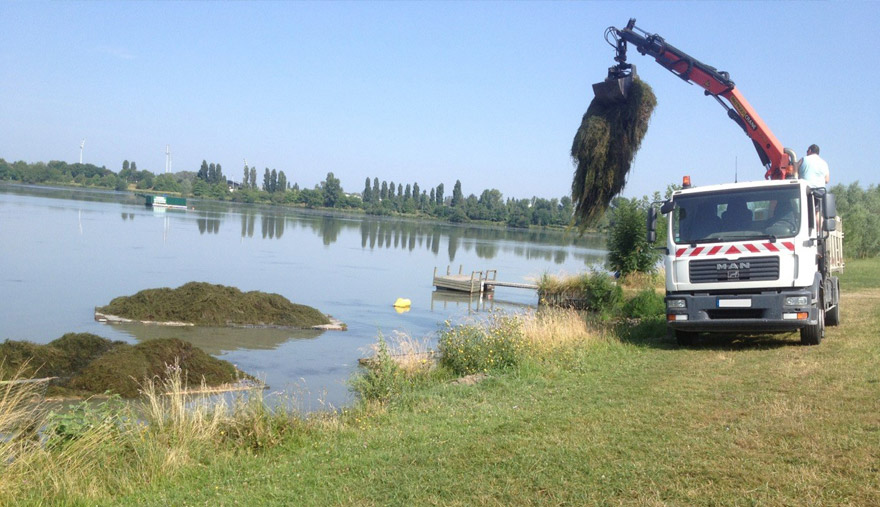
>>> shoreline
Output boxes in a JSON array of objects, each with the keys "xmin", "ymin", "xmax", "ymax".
[{"xmin": 94, "ymin": 310, "xmax": 347, "ymax": 331}]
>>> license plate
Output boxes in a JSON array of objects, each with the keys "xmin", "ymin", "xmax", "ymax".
[{"xmin": 717, "ymin": 298, "xmax": 751, "ymax": 308}]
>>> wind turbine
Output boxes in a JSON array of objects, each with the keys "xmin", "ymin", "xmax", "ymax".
[
  {"xmin": 165, "ymin": 145, "xmax": 172, "ymax": 174},
  {"xmin": 79, "ymin": 139, "xmax": 85, "ymax": 164}
]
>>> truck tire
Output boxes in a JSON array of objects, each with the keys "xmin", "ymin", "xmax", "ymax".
[
  {"xmin": 675, "ymin": 329, "xmax": 698, "ymax": 347},
  {"xmin": 800, "ymin": 301, "xmax": 825, "ymax": 345},
  {"xmin": 826, "ymin": 277, "xmax": 840, "ymax": 327}
]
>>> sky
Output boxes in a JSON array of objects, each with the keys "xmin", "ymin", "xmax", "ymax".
[{"xmin": 2, "ymin": 1, "xmax": 879, "ymax": 201}]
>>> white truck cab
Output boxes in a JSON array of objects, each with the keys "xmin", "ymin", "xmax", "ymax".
[{"xmin": 648, "ymin": 178, "xmax": 844, "ymax": 346}]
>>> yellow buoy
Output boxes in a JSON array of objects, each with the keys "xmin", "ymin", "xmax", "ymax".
[{"xmin": 393, "ymin": 298, "xmax": 411, "ymax": 308}]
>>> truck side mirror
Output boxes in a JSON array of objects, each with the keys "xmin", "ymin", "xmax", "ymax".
[
  {"xmin": 660, "ymin": 200, "xmax": 674, "ymax": 214},
  {"xmin": 822, "ymin": 193, "xmax": 837, "ymax": 220},
  {"xmin": 646, "ymin": 207, "xmax": 657, "ymax": 243},
  {"xmin": 823, "ymin": 218, "xmax": 837, "ymax": 232}
]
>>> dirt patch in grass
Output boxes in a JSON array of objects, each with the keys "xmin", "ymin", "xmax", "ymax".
[
  {"xmin": 96, "ymin": 282, "xmax": 331, "ymax": 328},
  {"xmin": 0, "ymin": 334, "xmax": 243, "ymax": 398}
]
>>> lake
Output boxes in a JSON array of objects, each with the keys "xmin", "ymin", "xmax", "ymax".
[{"xmin": 0, "ymin": 184, "xmax": 605, "ymax": 410}]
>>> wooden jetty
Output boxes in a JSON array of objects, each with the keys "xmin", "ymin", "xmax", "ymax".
[{"xmin": 433, "ymin": 266, "xmax": 538, "ymax": 294}]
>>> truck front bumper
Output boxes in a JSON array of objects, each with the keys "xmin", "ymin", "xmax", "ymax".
[{"xmin": 665, "ymin": 289, "xmax": 819, "ymax": 334}]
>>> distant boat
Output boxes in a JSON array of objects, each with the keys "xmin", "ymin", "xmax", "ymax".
[{"xmin": 143, "ymin": 194, "xmax": 187, "ymax": 210}]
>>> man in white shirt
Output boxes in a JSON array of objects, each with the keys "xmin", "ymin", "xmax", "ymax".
[{"xmin": 799, "ymin": 144, "xmax": 830, "ymax": 187}]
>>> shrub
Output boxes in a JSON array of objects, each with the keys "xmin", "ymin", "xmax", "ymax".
[
  {"xmin": 606, "ymin": 197, "xmax": 660, "ymax": 276},
  {"xmin": 621, "ymin": 289, "xmax": 665, "ymax": 319},
  {"xmin": 438, "ymin": 315, "xmax": 525, "ymax": 376},
  {"xmin": 579, "ymin": 271, "xmax": 623, "ymax": 313},
  {"xmin": 538, "ymin": 271, "xmax": 623, "ymax": 315},
  {"xmin": 350, "ymin": 335, "xmax": 403, "ymax": 403}
]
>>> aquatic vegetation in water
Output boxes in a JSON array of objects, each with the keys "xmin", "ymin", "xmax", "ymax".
[{"xmin": 96, "ymin": 281, "xmax": 330, "ymax": 328}]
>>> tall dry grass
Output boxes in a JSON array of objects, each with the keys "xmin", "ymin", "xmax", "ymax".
[
  {"xmin": 0, "ymin": 361, "xmax": 291, "ymax": 504},
  {"xmin": 519, "ymin": 308, "xmax": 599, "ymax": 353}
]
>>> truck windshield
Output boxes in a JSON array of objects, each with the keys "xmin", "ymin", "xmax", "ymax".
[{"xmin": 672, "ymin": 186, "xmax": 801, "ymax": 244}]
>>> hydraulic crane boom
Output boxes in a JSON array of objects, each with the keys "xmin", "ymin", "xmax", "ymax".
[{"xmin": 594, "ymin": 19, "xmax": 795, "ymax": 180}]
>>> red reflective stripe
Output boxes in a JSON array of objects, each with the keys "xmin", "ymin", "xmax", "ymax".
[
  {"xmin": 782, "ymin": 242, "xmax": 795, "ymax": 251},
  {"xmin": 764, "ymin": 242, "xmax": 778, "ymax": 252},
  {"xmin": 726, "ymin": 245, "xmax": 741, "ymax": 255},
  {"xmin": 676, "ymin": 248, "xmax": 687, "ymax": 257},
  {"xmin": 708, "ymin": 245, "xmax": 723, "ymax": 256},
  {"xmin": 744, "ymin": 243, "xmax": 760, "ymax": 253},
  {"xmin": 690, "ymin": 247, "xmax": 704, "ymax": 257}
]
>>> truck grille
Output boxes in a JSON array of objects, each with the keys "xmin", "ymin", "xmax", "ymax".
[{"xmin": 689, "ymin": 255, "xmax": 779, "ymax": 283}]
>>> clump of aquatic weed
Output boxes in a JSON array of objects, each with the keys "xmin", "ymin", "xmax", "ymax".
[
  {"xmin": 571, "ymin": 77, "xmax": 657, "ymax": 225},
  {"xmin": 97, "ymin": 281, "xmax": 330, "ymax": 328},
  {"xmin": 70, "ymin": 338, "xmax": 241, "ymax": 398}
]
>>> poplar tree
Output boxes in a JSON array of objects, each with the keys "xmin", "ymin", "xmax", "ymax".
[
  {"xmin": 363, "ymin": 177, "xmax": 372, "ymax": 202},
  {"xmin": 452, "ymin": 180, "xmax": 463, "ymax": 207},
  {"xmin": 278, "ymin": 170, "xmax": 287, "ymax": 192}
]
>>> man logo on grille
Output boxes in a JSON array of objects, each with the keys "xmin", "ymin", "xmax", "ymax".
[{"xmin": 717, "ymin": 262, "xmax": 750, "ymax": 270}]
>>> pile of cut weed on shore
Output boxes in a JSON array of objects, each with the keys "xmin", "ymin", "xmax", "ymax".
[
  {"xmin": 97, "ymin": 282, "xmax": 330, "ymax": 328},
  {"xmin": 0, "ymin": 334, "xmax": 241, "ymax": 398}
]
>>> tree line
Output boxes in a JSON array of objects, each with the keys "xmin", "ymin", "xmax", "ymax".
[
  {"xmin": 0, "ymin": 158, "xmax": 576, "ymax": 229},
  {"xmin": 5, "ymin": 156, "xmax": 878, "ymax": 256}
]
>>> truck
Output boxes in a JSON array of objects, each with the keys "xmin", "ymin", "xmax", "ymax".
[{"xmin": 594, "ymin": 20, "xmax": 844, "ymax": 345}]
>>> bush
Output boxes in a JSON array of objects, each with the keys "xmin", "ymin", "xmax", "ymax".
[
  {"xmin": 621, "ymin": 289, "xmax": 665, "ymax": 319},
  {"xmin": 538, "ymin": 271, "xmax": 623, "ymax": 315},
  {"xmin": 350, "ymin": 336, "xmax": 401, "ymax": 403},
  {"xmin": 607, "ymin": 197, "xmax": 660, "ymax": 276},
  {"xmin": 580, "ymin": 271, "xmax": 623, "ymax": 313},
  {"xmin": 438, "ymin": 315, "xmax": 525, "ymax": 375}
]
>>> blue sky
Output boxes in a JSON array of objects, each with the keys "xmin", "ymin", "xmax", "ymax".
[{"xmin": 2, "ymin": 1, "xmax": 878, "ymax": 200}]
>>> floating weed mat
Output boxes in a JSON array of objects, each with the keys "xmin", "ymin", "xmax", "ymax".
[
  {"xmin": 97, "ymin": 282, "xmax": 330, "ymax": 328},
  {"xmin": 571, "ymin": 78, "xmax": 657, "ymax": 226}
]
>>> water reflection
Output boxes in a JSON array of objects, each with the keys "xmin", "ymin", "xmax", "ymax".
[
  {"xmin": 194, "ymin": 204, "xmax": 604, "ymax": 264},
  {"xmin": 197, "ymin": 212, "xmax": 221, "ymax": 234},
  {"xmin": 430, "ymin": 290, "xmax": 534, "ymax": 314},
  {"xmin": 115, "ymin": 323, "xmax": 325, "ymax": 356}
]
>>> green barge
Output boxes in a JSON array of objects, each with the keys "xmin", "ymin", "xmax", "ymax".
[{"xmin": 142, "ymin": 194, "xmax": 188, "ymax": 210}]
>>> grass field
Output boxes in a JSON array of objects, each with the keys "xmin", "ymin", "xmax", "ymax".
[{"xmin": 4, "ymin": 260, "xmax": 879, "ymax": 505}]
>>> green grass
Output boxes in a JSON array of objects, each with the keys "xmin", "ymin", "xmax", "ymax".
[
  {"xmin": 838, "ymin": 256, "xmax": 880, "ymax": 290},
  {"xmin": 97, "ymin": 281, "xmax": 330, "ymax": 327},
  {"xmin": 4, "ymin": 259, "xmax": 880, "ymax": 505}
]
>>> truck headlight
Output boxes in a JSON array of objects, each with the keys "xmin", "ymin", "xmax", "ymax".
[
  {"xmin": 667, "ymin": 299, "xmax": 686, "ymax": 309},
  {"xmin": 785, "ymin": 296, "xmax": 808, "ymax": 306}
]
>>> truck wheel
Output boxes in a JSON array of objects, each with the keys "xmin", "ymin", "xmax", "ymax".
[
  {"xmin": 675, "ymin": 330, "xmax": 698, "ymax": 347},
  {"xmin": 826, "ymin": 277, "xmax": 840, "ymax": 327},
  {"xmin": 800, "ymin": 303, "xmax": 825, "ymax": 345}
]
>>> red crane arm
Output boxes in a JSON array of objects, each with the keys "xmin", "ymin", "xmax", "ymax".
[{"xmin": 608, "ymin": 20, "xmax": 794, "ymax": 180}]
